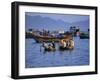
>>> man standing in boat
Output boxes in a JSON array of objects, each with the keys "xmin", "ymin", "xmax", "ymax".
[{"xmin": 52, "ymin": 41, "xmax": 55, "ymax": 49}]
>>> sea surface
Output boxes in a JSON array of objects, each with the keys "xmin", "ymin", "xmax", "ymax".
[{"xmin": 25, "ymin": 37, "xmax": 89, "ymax": 68}]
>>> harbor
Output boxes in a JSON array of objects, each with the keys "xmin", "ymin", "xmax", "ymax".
[
  {"xmin": 25, "ymin": 27, "xmax": 89, "ymax": 68},
  {"xmin": 25, "ymin": 12, "xmax": 90, "ymax": 68}
]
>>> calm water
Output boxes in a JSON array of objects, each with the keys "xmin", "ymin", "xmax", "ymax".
[{"xmin": 25, "ymin": 37, "xmax": 89, "ymax": 68}]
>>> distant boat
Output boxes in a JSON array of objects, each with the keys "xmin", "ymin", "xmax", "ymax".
[
  {"xmin": 80, "ymin": 33, "xmax": 89, "ymax": 39},
  {"xmin": 26, "ymin": 32, "xmax": 73, "ymax": 43}
]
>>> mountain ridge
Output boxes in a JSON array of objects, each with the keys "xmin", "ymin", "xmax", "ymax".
[{"xmin": 25, "ymin": 15, "xmax": 89, "ymax": 31}]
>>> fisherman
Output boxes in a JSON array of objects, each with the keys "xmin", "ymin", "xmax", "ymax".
[
  {"xmin": 59, "ymin": 39, "xmax": 66, "ymax": 48},
  {"xmin": 48, "ymin": 44, "xmax": 53, "ymax": 50},
  {"xmin": 66, "ymin": 40, "xmax": 70, "ymax": 48},
  {"xmin": 52, "ymin": 41, "xmax": 55, "ymax": 49},
  {"xmin": 67, "ymin": 39, "xmax": 74, "ymax": 49},
  {"xmin": 70, "ymin": 39, "xmax": 74, "ymax": 47},
  {"xmin": 42, "ymin": 42, "xmax": 49, "ymax": 49},
  {"xmin": 63, "ymin": 40, "xmax": 66, "ymax": 48},
  {"xmin": 59, "ymin": 39, "xmax": 63, "ymax": 47}
]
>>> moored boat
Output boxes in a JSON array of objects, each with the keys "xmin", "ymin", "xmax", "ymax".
[
  {"xmin": 80, "ymin": 33, "xmax": 89, "ymax": 39},
  {"xmin": 31, "ymin": 32, "xmax": 73, "ymax": 43}
]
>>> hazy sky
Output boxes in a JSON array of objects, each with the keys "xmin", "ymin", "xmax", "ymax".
[{"xmin": 26, "ymin": 12, "xmax": 89, "ymax": 23}]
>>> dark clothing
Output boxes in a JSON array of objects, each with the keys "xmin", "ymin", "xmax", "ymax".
[{"xmin": 52, "ymin": 42, "xmax": 55, "ymax": 48}]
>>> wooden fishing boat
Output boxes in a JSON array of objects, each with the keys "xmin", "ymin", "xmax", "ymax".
[{"xmin": 31, "ymin": 33, "xmax": 73, "ymax": 43}]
